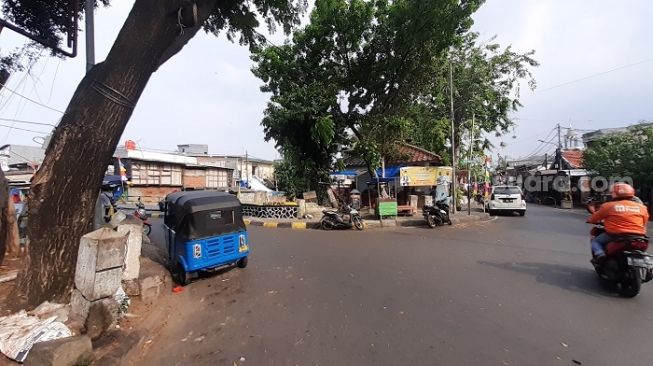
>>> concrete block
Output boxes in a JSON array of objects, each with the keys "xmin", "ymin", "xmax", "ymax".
[
  {"xmin": 85, "ymin": 299, "xmax": 118, "ymax": 341},
  {"xmin": 122, "ymin": 279, "xmax": 140, "ymax": 296},
  {"xmin": 24, "ymin": 335, "xmax": 93, "ymax": 366},
  {"xmin": 75, "ymin": 228, "xmax": 127, "ymax": 301},
  {"xmin": 139, "ymin": 274, "xmax": 165, "ymax": 304},
  {"xmin": 75, "ymin": 267, "xmax": 123, "ymax": 302},
  {"xmin": 70, "ymin": 289, "xmax": 91, "ymax": 323},
  {"xmin": 297, "ymin": 199, "xmax": 306, "ymax": 218},
  {"xmin": 107, "ymin": 211, "xmax": 127, "ymax": 229},
  {"xmin": 138, "ymin": 257, "xmax": 169, "ymax": 304},
  {"xmin": 117, "ymin": 218, "xmax": 143, "ymax": 281}
]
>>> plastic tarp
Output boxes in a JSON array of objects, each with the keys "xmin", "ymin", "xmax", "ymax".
[
  {"xmin": 247, "ymin": 176, "xmax": 273, "ymax": 192},
  {"xmin": 0, "ymin": 310, "xmax": 72, "ymax": 362},
  {"xmin": 375, "ymin": 165, "xmax": 404, "ymax": 178}
]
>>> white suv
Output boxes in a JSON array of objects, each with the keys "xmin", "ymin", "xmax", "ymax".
[{"xmin": 487, "ymin": 185, "xmax": 526, "ymax": 216}]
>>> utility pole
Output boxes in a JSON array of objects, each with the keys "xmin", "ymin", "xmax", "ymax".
[
  {"xmin": 449, "ymin": 62, "xmax": 456, "ymax": 214},
  {"xmin": 85, "ymin": 0, "xmax": 95, "ymax": 72},
  {"xmin": 556, "ymin": 123, "xmax": 562, "ymax": 171},
  {"xmin": 245, "ymin": 150, "xmax": 249, "ymax": 182},
  {"xmin": 467, "ymin": 113, "xmax": 474, "ymax": 215}
]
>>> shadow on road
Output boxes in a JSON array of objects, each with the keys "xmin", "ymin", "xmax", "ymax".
[{"xmin": 478, "ymin": 260, "xmax": 620, "ymax": 298}]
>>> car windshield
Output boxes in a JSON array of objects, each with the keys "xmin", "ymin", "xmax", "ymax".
[{"xmin": 494, "ymin": 187, "xmax": 521, "ymax": 195}]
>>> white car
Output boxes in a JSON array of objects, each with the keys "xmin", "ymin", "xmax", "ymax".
[{"xmin": 487, "ymin": 185, "xmax": 526, "ymax": 216}]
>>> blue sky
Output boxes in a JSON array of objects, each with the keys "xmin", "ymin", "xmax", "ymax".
[{"xmin": 0, "ymin": 0, "xmax": 651, "ymax": 161}]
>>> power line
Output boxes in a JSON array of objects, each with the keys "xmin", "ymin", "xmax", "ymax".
[
  {"xmin": 0, "ymin": 117, "xmax": 56, "ymax": 127},
  {"xmin": 0, "ymin": 80, "xmax": 65, "ymax": 113},
  {"xmin": 538, "ymin": 58, "xmax": 653, "ymax": 92},
  {"xmin": 0, "ymin": 122, "xmax": 50, "ymax": 134}
]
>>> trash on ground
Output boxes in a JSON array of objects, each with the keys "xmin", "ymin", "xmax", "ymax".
[
  {"xmin": 173, "ymin": 286, "xmax": 184, "ymax": 293},
  {"xmin": 0, "ymin": 310, "xmax": 72, "ymax": 362}
]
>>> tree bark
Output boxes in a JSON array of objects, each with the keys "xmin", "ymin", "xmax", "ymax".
[
  {"xmin": 5, "ymin": 199, "xmax": 20, "ymax": 256},
  {"xmin": 13, "ymin": 0, "xmax": 219, "ymax": 307}
]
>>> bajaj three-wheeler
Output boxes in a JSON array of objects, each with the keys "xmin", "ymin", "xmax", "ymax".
[{"xmin": 163, "ymin": 191, "xmax": 249, "ymax": 285}]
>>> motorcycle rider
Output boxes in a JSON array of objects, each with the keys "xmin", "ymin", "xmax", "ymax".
[{"xmin": 587, "ymin": 183, "xmax": 649, "ymax": 261}]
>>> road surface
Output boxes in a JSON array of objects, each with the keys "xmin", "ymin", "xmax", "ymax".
[{"xmin": 134, "ymin": 205, "xmax": 653, "ymax": 366}]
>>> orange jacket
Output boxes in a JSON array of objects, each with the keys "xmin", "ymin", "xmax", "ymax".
[{"xmin": 588, "ymin": 199, "xmax": 649, "ymax": 235}]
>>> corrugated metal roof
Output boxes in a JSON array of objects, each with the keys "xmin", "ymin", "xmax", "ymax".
[{"xmin": 0, "ymin": 145, "xmax": 45, "ymax": 166}]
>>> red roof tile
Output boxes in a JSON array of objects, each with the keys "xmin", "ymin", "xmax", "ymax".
[
  {"xmin": 561, "ymin": 149, "xmax": 584, "ymax": 169},
  {"xmin": 344, "ymin": 142, "xmax": 442, "ymax": 167},
  {"xmin": 390, "ymin": 142, "xmax": 442, "ymax": 164}
]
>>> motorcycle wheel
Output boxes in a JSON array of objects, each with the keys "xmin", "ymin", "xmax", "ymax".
[
  {"xmin": 320, "ymin": 218, "xmax": 334, "ymax": 231},
  {"xmin": 619, "ymin": 268, "xmax": 642, "ymax": 298},
  {"xmin": 144, "ymin": 223, "xmax": 152, "ymax": 236},
  {"xmin": 352, "ymin": 216, "xmax": 364, "ymax": 230},
  {"xmin": 426, "ymin": 215, "xmax": 436, "ymax": 228}
]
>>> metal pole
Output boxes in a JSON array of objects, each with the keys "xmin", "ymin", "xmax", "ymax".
[
  {"xmin": 468, "ymin": 113, "xmax": 474, "ymax": 215},
  {"xmin": 449, "ymin": 62, "xmax": 456, "ymax": 214},
  {"xmin": 84, "ymin": 0, "xmax": 95, "ymax": 72}
]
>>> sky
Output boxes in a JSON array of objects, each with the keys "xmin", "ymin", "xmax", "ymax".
[{"xmin": 0, "ymin": 0, "xmax": 651, "ymax": 162}]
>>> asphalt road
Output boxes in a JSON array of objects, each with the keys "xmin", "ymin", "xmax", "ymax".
[{"xmin": 135, "ymin": 206, "xmax": 653, "ymax": 366}]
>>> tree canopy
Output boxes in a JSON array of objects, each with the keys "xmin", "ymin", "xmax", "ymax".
[
  {"xmin": 583, "ymin": 125, "xmax": 653, "ymax": 188},
  {"xmin": 253, "ymin": 0, "xmax": 484, "ymax": 185},
  {"xmin": 253, "ymin": 0, "xmax": 537, "ymax": 191}
]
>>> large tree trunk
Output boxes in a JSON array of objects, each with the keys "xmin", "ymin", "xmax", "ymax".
[{"xmin": 13, "ymin": 0, "xmax": 218, "ymax": 307}]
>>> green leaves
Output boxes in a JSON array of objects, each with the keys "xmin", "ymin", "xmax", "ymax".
[
  {"xmin": 311, "ymin": 116, "xmax": 336, "ymax": 146},
  {"xmin": 252, "ymin": 0, "xmax": 483, "ymax": 185},
  {"xmin": 583, "ymin": 126, "xmax": 653, "ymax": 186}
]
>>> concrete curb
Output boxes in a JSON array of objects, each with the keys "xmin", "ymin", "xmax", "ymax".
[
  {"xmin": 244, "ymin": 219, "xmax": 318, "ymax": 230},
  {"xmin": 243, "ymin": 213, "xmax": 490, "ymax": 230}
]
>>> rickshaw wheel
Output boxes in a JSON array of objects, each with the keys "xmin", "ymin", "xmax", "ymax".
[
  {"xmin": 173, "ymin": 263, "xmax": 192, "ymax": 286},
  {"xmin": 237, "ymin": 256, "xmax": 249, "ymax": 269}
]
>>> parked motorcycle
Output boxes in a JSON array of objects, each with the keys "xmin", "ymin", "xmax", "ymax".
[
  {"xmin": 590, "ymin": 224, "xmax": 653, "ymax": 297},
  {"xmin": 320, "ymin": 205, "xmax": 364, "ymax": 230},
  {"xmin": 423, "ymin": 199, "xmax": 452, "ymax": 228},
  {"xmin": 134, "ymin": 198, "xmax": 152, "ymax": 236}
]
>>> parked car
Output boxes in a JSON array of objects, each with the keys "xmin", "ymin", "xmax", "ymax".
[{"xmin": 487, "ymin": 185, "xmax": 526, "ymax": 216}]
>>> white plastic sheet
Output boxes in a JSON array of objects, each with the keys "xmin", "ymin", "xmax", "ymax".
[{"xmin": 0, "ymin": 310, "xmax": 72, "ymax": 362}]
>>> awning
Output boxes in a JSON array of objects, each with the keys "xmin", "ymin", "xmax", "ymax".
[
  {"xmin": 330, "ymin": 170, "xmax": 361, "ymax": 177},
  {"xmin": 375, "ymin": 165, "xmax": 404, "ymax": 178}
]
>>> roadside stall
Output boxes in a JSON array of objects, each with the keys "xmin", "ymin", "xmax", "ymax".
[{"xmin": 399, "ymin": 166, "xmax": 453, "ymax": 213}]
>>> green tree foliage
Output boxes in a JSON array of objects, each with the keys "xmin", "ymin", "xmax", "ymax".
[
  {"xmin": 253, "ymin": 0, "xmax": 483, "ymax": 181},
  {"xmin": 583, "ymin": 125, "xmax": 653, "ymax": 187},
  {"xmin": 418, "ymin": 32, "xmax": 538, "ymax": 161}
]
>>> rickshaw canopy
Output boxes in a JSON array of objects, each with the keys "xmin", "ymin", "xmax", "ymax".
[{"xmin": 164, "ymin": 191, "xmax": 245, "ymax": 240}]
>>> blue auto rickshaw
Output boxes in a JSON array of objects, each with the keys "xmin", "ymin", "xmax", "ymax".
[{"xmin": 163, "ymin": 191, "xmax": 250, "ymax": 285}]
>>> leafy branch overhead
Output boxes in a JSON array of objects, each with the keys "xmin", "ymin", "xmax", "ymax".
[
  {"xmin": 253, "ymin": 0, "xmax": 537, "ymax": 190},
  {"xmin": 253, "ymin": 0, "xmax": 484, "ymax": 177}
]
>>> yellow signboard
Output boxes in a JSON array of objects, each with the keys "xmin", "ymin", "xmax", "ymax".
[{"xmin": 399, "ymin": 166, "xmax": 452, "ymax": 187}]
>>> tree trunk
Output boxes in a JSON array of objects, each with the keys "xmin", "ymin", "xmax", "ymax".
[
  {"xmin": 5, "ymin": 199, "xmax": 20, "ymax": 256},
  {"xmin": 13, "ymin": 0, "xmax": 219, "ymax": 307}
]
